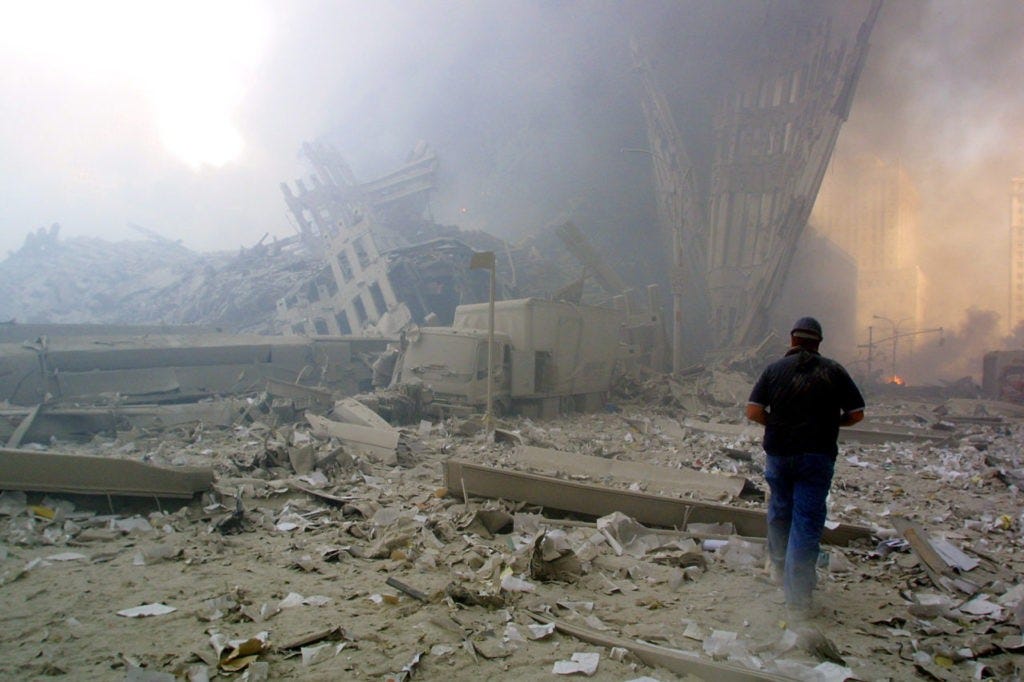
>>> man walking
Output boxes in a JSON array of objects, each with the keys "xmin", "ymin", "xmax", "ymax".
[{"xmin": 745, "ymin": 317, "xmax": 865, "ymax": 616}]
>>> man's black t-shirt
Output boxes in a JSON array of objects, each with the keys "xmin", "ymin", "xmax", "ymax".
[{"xmin": 748, "ymin": 348, "xmax": 865, "ymax": 457}]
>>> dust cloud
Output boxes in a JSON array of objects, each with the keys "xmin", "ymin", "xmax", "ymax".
[{"xmin": 833, "ymin": 0, "xmax": 1024, "ymax": 380}]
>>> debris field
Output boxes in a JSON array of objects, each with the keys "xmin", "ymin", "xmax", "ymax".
[{"xmin": 2, "ymin": 381, "xmax": 1023, "ymax": 681}]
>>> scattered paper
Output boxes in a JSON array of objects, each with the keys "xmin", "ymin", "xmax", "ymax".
[
  {"xmin": 114, "ymin": 517, "xmax": 154, "ymax": 533},
  {"xmin": 499, "ymin": 572, "xmax": 535, "ymax": 593},
  {"xmin": 553, "ymin": 652, "xmax": 600, "ymax": 676},
  {"xmin": 117, "ymin": 603, "xmax": 177, "ymax": 618},
  {"xmin": 278, "ymin": 592, "xmax": 330, "ymax": 608},
  {"xmin": 526, "ymin": 622, "xmax": 556, "ymax": 639},
  {"xmin": 958, "ymin": 596, "xmax": 1002, "ymax": 618},
  {"xmin": 46, "ymin": 552, "xmax": 87, "ymax": 562},
  {"xmin": 300, "ymin": 642, "xmax": 345, "ymax": 666}
]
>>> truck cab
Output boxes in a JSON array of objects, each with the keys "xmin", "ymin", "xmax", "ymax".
[
  {"xmin": 395, "ymin": 297, "xmax": 624, "ymax": 417},
  {"xmin": 397, "ymin": 327, "xmax": 512, "ymax": 413}
]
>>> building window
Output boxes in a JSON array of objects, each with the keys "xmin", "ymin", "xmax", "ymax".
[
  {"xmin": 337, "ymin": 252, "xmax": 354, "ymax": 282},
  {"xmin": 307, "ymin": 281, "xmax": 320, "ymax": 302},
  {"xmin": 313, "ymin": 318, "xmax": 329, "ymax": 335},
  {"xmin": 353, "ymin": 237, "xmax": 371, "ymax": 269},
  {"xmin": 335, "ymin": 311, "xmax": 352, "ymax": 335},
  {"xmin": 353, "ymin": 296, "xmax": 368, "ymax": 324},
  {"xmin": 369, "ymin": 282, "xmax": 387, "ymax": 316},
  {"xmin": 290, "ymin": 324, "xmax": 305, "ymax": 335}
]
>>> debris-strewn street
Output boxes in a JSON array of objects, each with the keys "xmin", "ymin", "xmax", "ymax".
[
  {"xmin": 2, "ymin": 383, "xmax": 1022, "ymax": 681},
  {"xmin": 2, "ymin": 2, "xmax": 1023, "ymax": 681}
]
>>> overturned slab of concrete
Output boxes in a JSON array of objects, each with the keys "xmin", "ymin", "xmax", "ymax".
[
  {"xmin": 0, "ymin": 448, "xmax": 213, "ymax": 498},
  {"xmin": 510, "ymin": 445, "xmax": 747, "ymax": 500},
  {"xmin": 681, "ymin": 417, "xmax": 949, "ymax": 445},
  {"xmin": 443, "ymin": 459, "xmax": 872, "ymax": 545}
]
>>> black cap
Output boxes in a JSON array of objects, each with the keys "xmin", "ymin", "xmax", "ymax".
[{"xmin": 791, "ymin": 316, "xmax": 823, "ymax": 341}]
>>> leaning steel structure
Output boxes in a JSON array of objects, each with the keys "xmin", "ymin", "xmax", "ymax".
[{"xmin": 639, "ymin": 0, "xmax": 883, "ymax": 357}]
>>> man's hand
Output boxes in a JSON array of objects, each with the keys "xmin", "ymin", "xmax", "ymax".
[
  {"xmin": 745, "ymin": 403, "xmax": 768, "ymax": 425},
  {"xmin": 839, "ymin": 408, "xmax": 864, "ymax": 427}
]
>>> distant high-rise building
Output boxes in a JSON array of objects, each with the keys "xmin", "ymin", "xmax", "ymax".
[
  {"xmin": 1010, "ymin": 177, "xmax": 1024, "ymax": 332},
  {"xmin": 811, "ymin": 154, "xmax": 924, "ymax": 376}
]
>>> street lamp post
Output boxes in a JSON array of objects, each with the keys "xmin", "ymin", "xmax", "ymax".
[
  {"xmin": 862, "ymin": 316, "xmax": 944, "ymax": 383},
  {"xmin": 872, "ymin": 315, "xmax": 911, "ymax": 380}
]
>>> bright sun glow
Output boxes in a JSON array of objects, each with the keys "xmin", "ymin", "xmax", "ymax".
[{"xmin": 0, "ymin": 1, "xmax": 271, "ymax": 168}]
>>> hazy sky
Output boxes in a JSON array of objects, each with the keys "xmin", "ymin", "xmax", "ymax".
[{"xmin": 1, "ymin": 1, "xmax": 1022, "ymax": 333}]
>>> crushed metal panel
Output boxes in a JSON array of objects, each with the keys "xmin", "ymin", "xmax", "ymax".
[
  {"xmin": 511, "ymin": 445, "xmax": 746, "ymax": 500},
  {"xmin": 443, "ymin": 459, "xmax": 871, "ymax": 546},
  {"xmin": 981, "ymin": 350, "xmax": 1024, "ymax": 402},
  {"xmin": 0, "ymin": 448, "xmax": 213, "ymax": 498}
]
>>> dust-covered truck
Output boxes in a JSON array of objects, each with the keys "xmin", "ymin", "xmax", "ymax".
[{"xmin": 395, "ymin": 297, "xmax": 623, "ymax": 417}]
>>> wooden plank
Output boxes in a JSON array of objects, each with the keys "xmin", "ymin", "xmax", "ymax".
[
  {"xmin": 443, "ymin": 460, "xmax": 871, "ymax": 546},
  {"xmin": 6, "ymin": 404, "xmax": 41, "ymax": 448},
  {"xmin": 527, "ymin": 611, "xmax": 791, "ymax": 682},
  {"xmin": 306, "ymin": 413, "xmax": 398, "ymax": 465},
  {"xmin": 511, "ymin": 445, "xmax": 746, "ymax": 500},
  {"xmin": 0, "ymin": 448, "xmax": 213, "ymax": 498}
]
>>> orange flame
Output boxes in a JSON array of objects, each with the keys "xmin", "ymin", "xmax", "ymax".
[{"xmin": 886, "ymin": 375, "xmax": 905, "ymax": 386}]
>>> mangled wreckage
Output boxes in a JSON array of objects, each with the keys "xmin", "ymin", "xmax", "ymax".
[{"xmin": 276, "ymin": 140, "xmax": 504, "ymax": 337}]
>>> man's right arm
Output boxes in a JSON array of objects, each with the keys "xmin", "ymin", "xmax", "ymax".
[
  {"xmin": 839, "ymin": 408, "xmax": 864, "ymax": 427},
  {"xmin": 746, "ymin": 403, "xmax": 768, "ymax": 425}
]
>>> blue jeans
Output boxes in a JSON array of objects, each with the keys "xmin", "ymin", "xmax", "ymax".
[{"xmin": 765, "ymin": 453, "xmax": 835, "ymax": 610}]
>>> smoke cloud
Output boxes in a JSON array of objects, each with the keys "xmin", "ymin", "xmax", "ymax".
[
  {"xmin": 837, "ymin": 0, "xmax": 1024, "ymax": 346},
  {"xmin": 0, "ymin": 1, "xmax": 1021, "ymax": 382}
]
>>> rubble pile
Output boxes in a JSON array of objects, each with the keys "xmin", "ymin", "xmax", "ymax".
[
  {"xmin": 0, "ymin": 218, "xmax": 621, "ymax": 337},
  {"xmin": 2, "ymin": 385, "xmax": 1023, "ymax": 680},
  {"xmin": 0, "ymin": 228, "xmax": 322, "ymax": 333}
]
